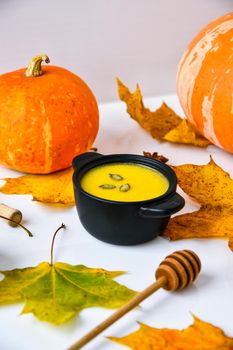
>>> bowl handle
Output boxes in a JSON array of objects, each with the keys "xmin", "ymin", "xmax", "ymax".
[
  {"xmin": 138, "ymin": 193, "xmax": 185, "ymax": 218},
  {"xmin": 72, "ymin": 152, "xmax": 103, "ymax": 172}
]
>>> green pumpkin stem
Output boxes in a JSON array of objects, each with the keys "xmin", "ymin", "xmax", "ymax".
[
  {"xmin": 25, "ymin": 54, "xmax": 50, "ymax": 77},
  {"xmin": 50, "ymin": 223, "xmax": 66, "ymax": 265}
]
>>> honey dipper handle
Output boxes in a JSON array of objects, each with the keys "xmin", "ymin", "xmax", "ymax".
[
  {"xmin": 0, "ymin": 203, "xmax": 22, "ymax": 227},
  {"xmin": 67, "ymin": 276, "xmax": 167, "ymax": 350}
]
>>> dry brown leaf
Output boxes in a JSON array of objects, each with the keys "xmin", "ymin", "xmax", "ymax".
[
  {"xmin": 164, "ymin": 157, "xmax": 233, "ymax": 251},
  {"xmin": 117, "ymin": 78, "xmax": 210, "ymax": 147},
  {"xmin": 117, "ymin": 78, "xmax": 180, "ymax": 139},
  {"xmin": 0, "ymin": 168, "xmax": 74, "ymax": 205},
  {"xmin": 110, "ymin": 315, "xmax": 233, "ymax": 350},
  {"xmin": 143, "ymin": 151, "xmax": 169, "ymax": 163}
]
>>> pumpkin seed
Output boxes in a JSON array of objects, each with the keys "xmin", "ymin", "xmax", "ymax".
[
  {"xmin": 99, "ymin": 184, "xmax": 116, "ymax": 189},
  {"xmin": 119, "ymin": 183, "xmax": 131, "ymax": 192},
  {"xmin": 109, "ymin": 173, "xmax": 124, "ymax": 181}
]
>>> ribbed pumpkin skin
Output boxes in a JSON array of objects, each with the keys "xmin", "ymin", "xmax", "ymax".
[
  {"xmin": 0, "ymin": 66, "xmax": 99, "ymax": 173},
  {"xmin": 177, "ymin": 13, "xmax": 233, "ymax": 153}
]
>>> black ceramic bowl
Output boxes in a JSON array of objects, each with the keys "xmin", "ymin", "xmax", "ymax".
[{"xmin": 72, "ymin": 152, "xmax": 185, "ymax": 245}]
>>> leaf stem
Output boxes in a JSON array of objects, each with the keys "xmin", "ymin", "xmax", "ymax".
[
  {"xmin": 0, "ymin": 215, "xmax": 33, "ymax": 237},
  {"xmin": 50, "ymin": 223, "xmax": 66, "ymax": 265}
]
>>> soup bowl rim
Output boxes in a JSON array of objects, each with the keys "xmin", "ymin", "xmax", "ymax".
[{"xmin": 73, "ymin": 153, "xmax": 177, "ymax": 205}]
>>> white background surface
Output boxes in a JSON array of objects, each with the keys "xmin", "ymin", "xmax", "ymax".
[
  {"xmin": 0, "ymin": 0, "xmax": 232, "ymax": 101},
  {"xmin": 0, "ymin": 95, "xmax": 233, "ymax": 350},
  {"xmin": 0, "ymin": 1, "xmax": 233, "ymax": 349}
]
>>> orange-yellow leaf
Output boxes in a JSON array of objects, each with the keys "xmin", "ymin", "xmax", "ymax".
[
  {"xmin": 0, "ymin": 168, "xmax": 74, "ymax": 205},
  {"xmin": 164, "ymin": 157, "xmax": 233, "ymax": 251},
  {"xmin": 117, "ymin": 79, "xmax": 210, "ymax": 147},
  {"xmin": 110, "ymin": 315, "xmax": 233, "ymax": 350},
  {"xmin": 164, "ymin": 119, "xmax": 210, "ymax": 147}
]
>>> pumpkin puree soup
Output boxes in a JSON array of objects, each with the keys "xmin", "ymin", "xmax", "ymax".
[{"xmin": 81, "ymin": 163, "xmax": 169, "ymax": 202}]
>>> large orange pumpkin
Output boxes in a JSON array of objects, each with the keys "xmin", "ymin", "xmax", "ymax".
[
  {"xmin": 177, "ymin": 13, "xmax": 233, "ymax": 153},
  {"xmin": 0, "ymin": 55, "xmax": 99, "ymax": 173}
]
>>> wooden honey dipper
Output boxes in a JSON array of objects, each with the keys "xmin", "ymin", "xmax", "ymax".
[{"xmin": 68, "ymin": 249, "xmax": 201, "ymax": 350}]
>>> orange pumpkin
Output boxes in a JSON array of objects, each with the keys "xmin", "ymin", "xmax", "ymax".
[
  {"xmin": 0, "ymin": 55, "xmax": 99, "ymax": 173},
  {"xmin": 177, "ymin": 13, "xmax": 233, "ymax": 153}
]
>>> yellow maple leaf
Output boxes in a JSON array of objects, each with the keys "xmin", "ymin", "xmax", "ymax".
[
  {"xmin": 0, "ymin": 168, "xmax": 74, "ymax": 205},
  {"xmin": 110, "ymin": 315, "xmax": 233, "ymax": 349},
  {"xmin": 164, "ymin": 157, "xmax": 233, "ymax": 251},
  {"xmin": 117, "ymin": 79, "xmax": 210, "ymax": 147}
]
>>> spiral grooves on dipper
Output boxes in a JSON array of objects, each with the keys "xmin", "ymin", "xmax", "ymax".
[{"xmin": 155, "ymin": 250, "xmax": 201, "ymax": 291}]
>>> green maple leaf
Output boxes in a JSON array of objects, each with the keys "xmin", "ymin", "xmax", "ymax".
[
  {"xmin": 0, "ymin": 225, "xmax": 136, "ymax": 325},
  {"xmin": 0, "ymin": 263, "xmax": 136, "ymax": 326}
]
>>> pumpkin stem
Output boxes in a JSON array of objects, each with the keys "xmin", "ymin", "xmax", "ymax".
[{"xmin": 25, "ymin": 54, "xmax": 50, "ymax": 77}]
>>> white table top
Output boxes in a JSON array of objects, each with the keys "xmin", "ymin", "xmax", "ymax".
[{"xmin": 0, "ymin": 94, "xmax": 232, "ymax": 350}]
